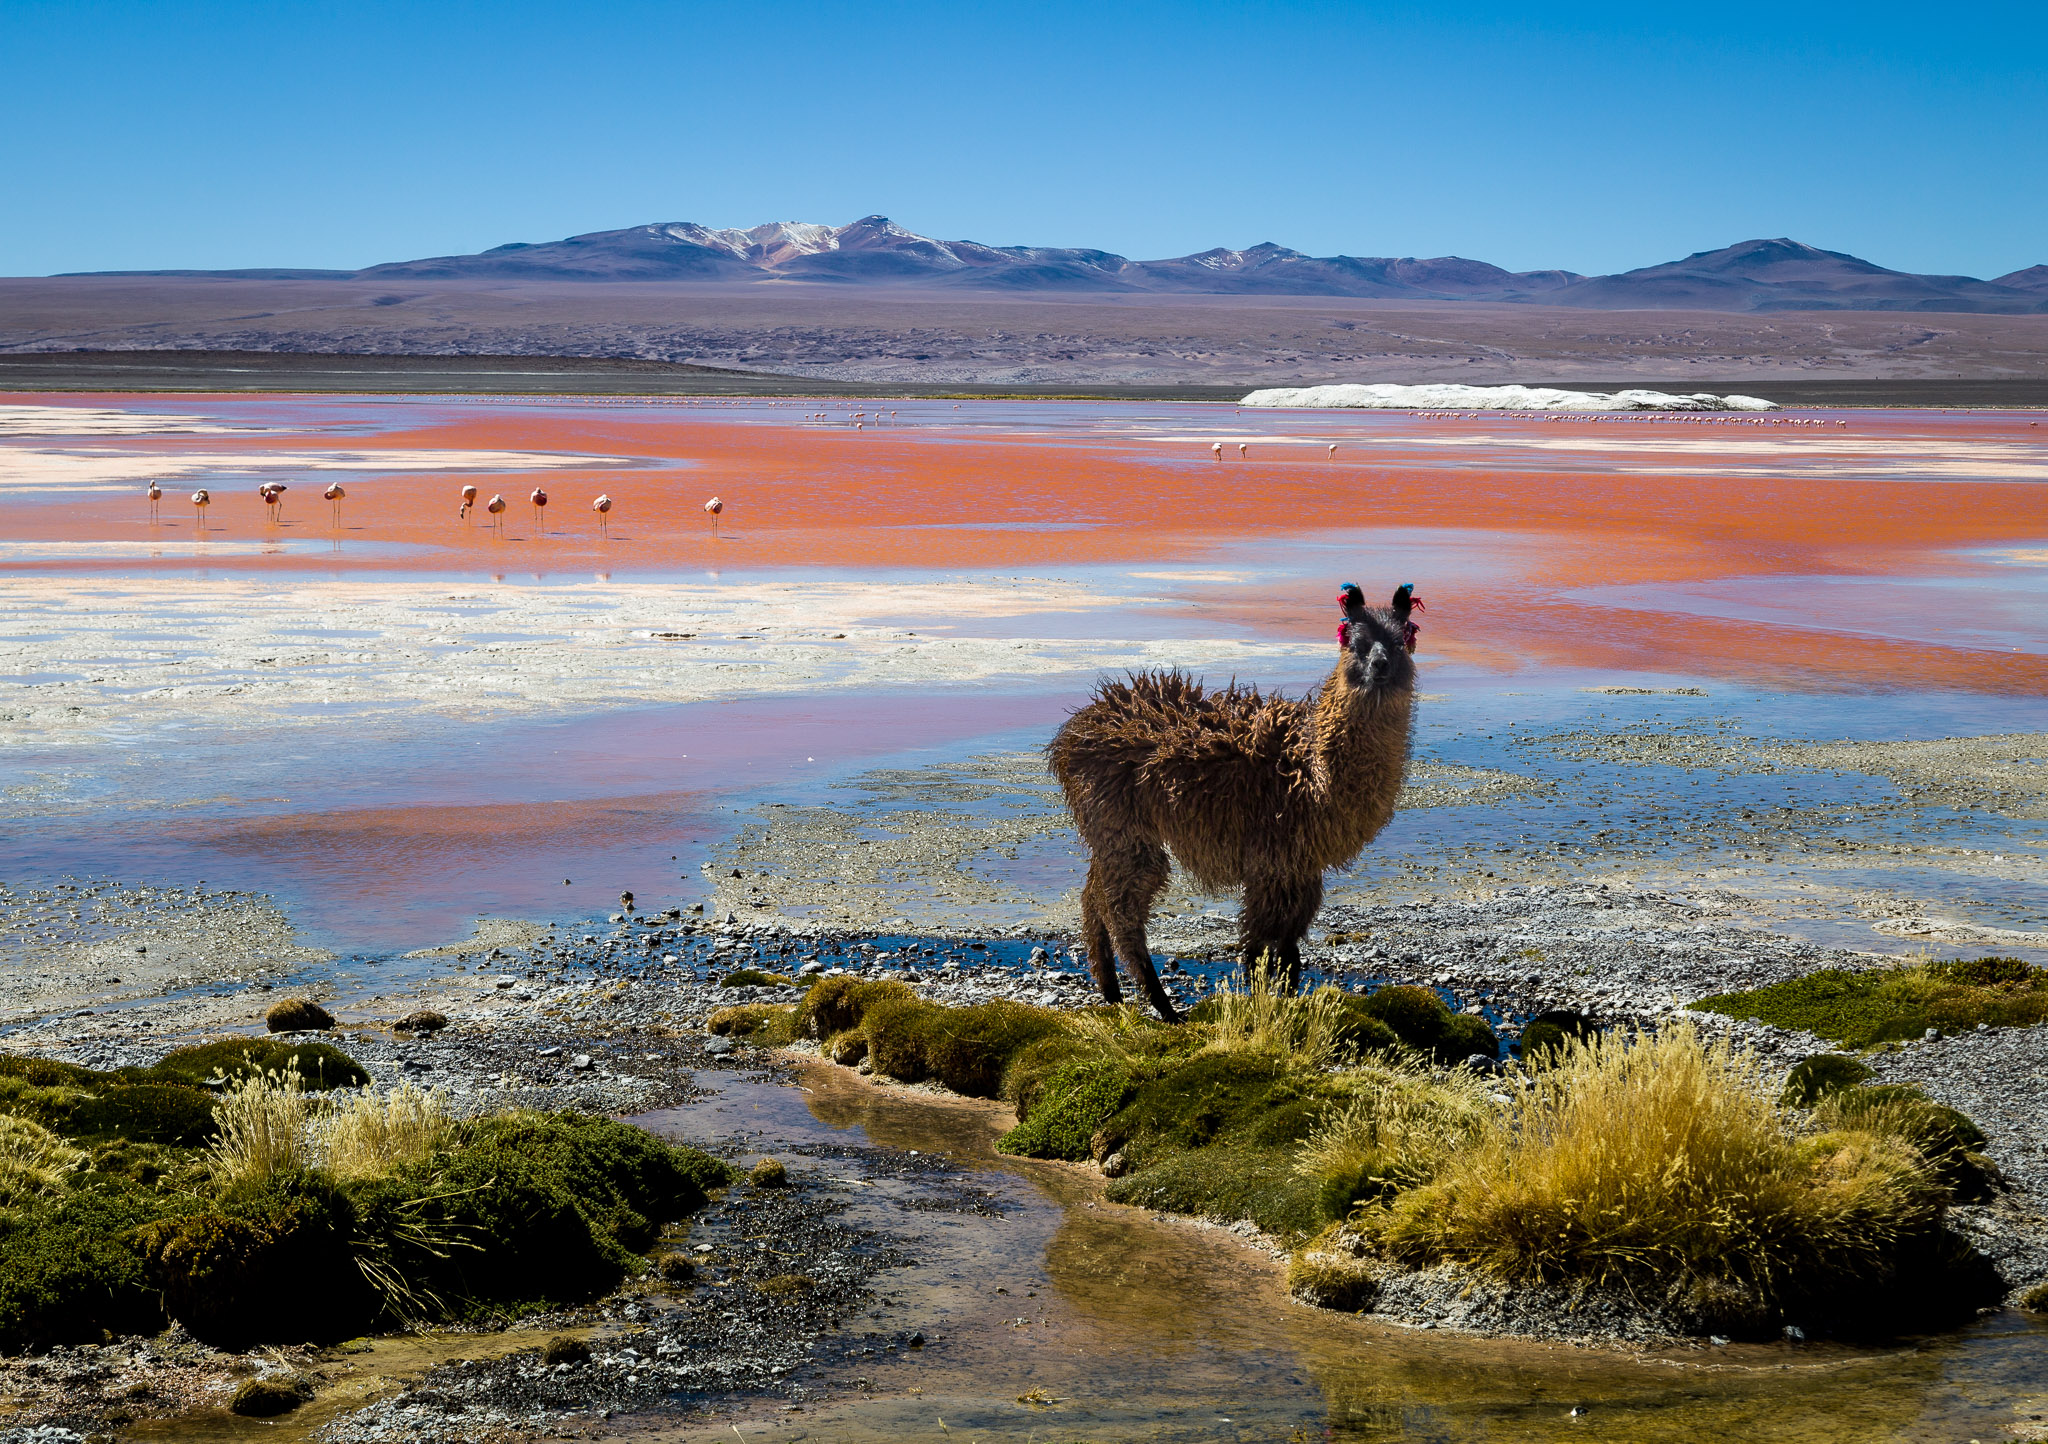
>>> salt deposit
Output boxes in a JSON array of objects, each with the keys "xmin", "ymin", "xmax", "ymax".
[{"xmin": 1239, "ymin": 383, "xmax": 1781, "ymax": 412}]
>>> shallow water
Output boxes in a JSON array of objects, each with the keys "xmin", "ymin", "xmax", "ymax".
[{"xmin": 629, "ymin": 1062, "xmax": 2048, "ymax": 1443}]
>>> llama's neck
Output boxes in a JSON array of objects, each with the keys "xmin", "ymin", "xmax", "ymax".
[{"xmin": 1308, "ymin": 661, "xmax": 1412, "ymax": 799}]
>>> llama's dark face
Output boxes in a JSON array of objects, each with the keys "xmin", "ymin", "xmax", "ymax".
[{"xmin": 1337, "ymin": 585, "xmax": 1418, "ymax": 693}]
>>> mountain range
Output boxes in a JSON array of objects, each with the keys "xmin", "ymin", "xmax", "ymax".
[{"xmin": 81, "ymin": 219, "xmax": 2048, "ymax": 314}]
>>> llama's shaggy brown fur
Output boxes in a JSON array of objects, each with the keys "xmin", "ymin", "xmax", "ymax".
[{"xmin": 1048, "ymin": 586, "xmax": 1417, "ymax": 1020}]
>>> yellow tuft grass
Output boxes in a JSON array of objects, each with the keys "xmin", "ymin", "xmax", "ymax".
[
  {"xmin": 1363, "ymin": 1024, "xmax": 1944, "ymax": 1301},
  {"xmin": 315, "ymin": 1082, "xmax": 452, "ymax": 1179},
  {"xmin": 1201, "ymin": 958, "xmax": 1354, "ymax": 1069},
  {"xmin": 0, "ymin": 1114, "xmax": 85, "ymax": 1208},
  {"xmin": 205, "ymin": 1065, "xmax": 312, "ymax": 1186},
  {"xmin": 1295, "ymin": 1061, "xmax": 1496, "ymax": 1199}
]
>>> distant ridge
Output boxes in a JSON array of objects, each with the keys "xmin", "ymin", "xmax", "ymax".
[{"xmin": 54, "ymin": 217, "xmax": 2048, "ymax": 314}]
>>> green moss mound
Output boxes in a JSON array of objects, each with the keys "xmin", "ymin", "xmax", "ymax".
[
  {"xmin": 1781, "ymin": 1054, "xmax": 1874, "ymax": 1109},
  {"xmin": 136, "ymin": 1039, "xmax": 370, "ymax": 1091},
  {"xmin": 1929, "ymin": 955, "xmax": 2034, "ymax": 987},
  {"xmin": 0, "ymin": 1044, "xmax": 733, "ymax": 1352},
  {"xmin": 997, "ymin": 1059, "xmax": 1136, "ymax": 1161},
  {"xmin": 1329, "ymin": 998, "xmax": 1401, "ymax": 1059},
  {"xmin": 1694, "ymin": 956, "xmax": 2048, "ymax": 1048},
  {"xmin": 0, "ymin": 1056, "xmax": 102, "ymax": 1088},
  {"xmin": 66, "ymin": 1083, "xmax": 220, "ymax": 1145},
  {"xmin": 141, "ymin": 1171, "xmax": 371, "ymax": 1347},
  {"xmin": 1358, "ymin": 986, "xmax": 1450, "ymax": 1052},
  {"xmin": 720, "ymin": 968, "xmax": 796, "ymax": 989},
  {"xmin": 792, "ymin": 977, "xmax": 915, "ymax": 1040},
  {"xmin": 0, "ymin": 1188, "xmax": 180, "ymax": 1353},
  {"xmin": 1, "ymin": 1042, "xmax": 368, "ymax": 1146},
  {"xmin": 1517, "ymin": 1010, "xmax": 1597, "ymax": 1061},
  {"xmin": 813, "ymin": 985, "xmax": 1065, "ymax": 1098},
  {"xmin": 1106, "ymin": 1142, "xmax": 1323, "ymax": 1237},
  {"xmin": 1354, "ymin": 986, "xmax": 1497, "ymax": 1063},
  {"xmin": 707, "ymin": 1004, "xmax": 795, "ymax": 1045},
  {"xmin": 1814, "ymin": 1084, "xmax": 1997, "ymax": 1201}
]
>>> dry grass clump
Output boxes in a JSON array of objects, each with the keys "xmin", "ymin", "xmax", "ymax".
[
  {"xmin": 1200, "ymin": 966, "xmax": 1357, "ymax": 1069},
  {"xmin": 209, "ymin": 1068, "xmax": 454, "ymax": 1186},
  {"xmin": 0, "ymin": 1115, "xmax": 86, "ymax": 1208},
  {"xmin": 314, "ymin": 1083, "xmax": 452, "ymax": 1180},
  {"xmin": 204, "ymin": 1067, "xmax": 312, "ymax": 1186},
  {"xmin": 1295, "ymin": 1062, "xmax": 1495, "ymax": 1215},
  {"xmin": 1363, "ymin": 1026, "xmax": 1943, "ymax": 1308}
]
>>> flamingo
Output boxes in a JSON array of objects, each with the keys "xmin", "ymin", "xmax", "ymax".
[
  {"xmin": 704, "ymin": 496, "xmax": 723, "ymax": 536},
  {"xmin": 147, "ymin": 482, "xmax": 162, "ymax": 523},
  {"xmin": 485, "ymin": 493, "xmax": 506, "ymax": 531},
  {"xmin": 530, "ymin": 487, "xmax": 548, "ymax": 534},
  {"xmin": 190, "ymin": 489, "xmax": 211, "ymax": 532},
  {"xmin": 1238, "ymin": 442, "xmax": 1248, "ymax": 459},
  {"xmin": 324, "ymin": 483, "xmax": 345, "ymax": 527},
  {"xmin": 460, "ymin": 484, "xmax": 478, "ymax": 520},
  {"xmin": 1328, "ymin": 443, "xmax": 1338, "ymax": 458},
  {"xmin": 1211, "ymin": 441, "xmax": 1222, "ymax": 461},
  {"xmin": 592, "ymin": 493, "xmax": 612, "ymax": 537}
]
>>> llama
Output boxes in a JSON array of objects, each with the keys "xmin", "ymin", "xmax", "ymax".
[{"xmin": 1048, "ymin": 583, "xmax": 1419, "ymax": 1020}]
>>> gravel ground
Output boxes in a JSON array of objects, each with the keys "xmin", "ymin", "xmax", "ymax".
[{"xmin": 321, "ymin": 1147, "xmax": 941, "ymax": 1443}]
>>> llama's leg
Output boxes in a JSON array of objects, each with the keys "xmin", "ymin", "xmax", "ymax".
[
  {"xmin": 1079, "ymin": 865, "xmax": 1122, "ymax": 1005},
  {"xmin": 1099, "ymin": 842, "xmax": 1177, "ymax": 1022},
  {"xmin": 1240, "ymin": 872, "xmax": 1324, "ymax": 992}
]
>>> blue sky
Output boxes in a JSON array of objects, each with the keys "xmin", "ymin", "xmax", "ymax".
[{"xmin": 4, "ymin": 0, "xmax": 2043, "ymax": 278}]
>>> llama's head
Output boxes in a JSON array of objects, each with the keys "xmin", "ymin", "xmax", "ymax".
[{"xmin": 1335, "ymin": 582, "xmax": 1420, "ymax": 693}]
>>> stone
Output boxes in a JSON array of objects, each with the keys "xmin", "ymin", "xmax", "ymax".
[
  {"xmin": 395, "ymin": 1009, "xmax": 448, "ymax": 1033},
  {"xmin": 704, "ymin": 1036, "xmax": 737, "ymax": 1056},
  {"xmin": 570, "ymin": 1054, "xmax": 593, "ymax": 1070}
]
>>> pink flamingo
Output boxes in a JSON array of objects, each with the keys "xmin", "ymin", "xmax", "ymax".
[
  {"xmin": 324, "ymin": 483, "xmax": 345, "ymax": 527},
  {"xmin": 593, "ymin": 493, "xmax": 612, "ymax": 537},
  {"xmin": 530, "ymin": 487, "xmax": 548, "ymax": 534},
  {"xmin": 460, "ymin": 484, "xmax": 478, "ymax": 520},
  {"xmin": 1211, "ymin": 442, "xmax": 1222, "ymax": 461},
  {"xmin": 485, "ymin": 493, "xmax": 506, "ymax": 532},
  {"xmin": 704, "ymin": 496, "xmax": 724, "ymax": 536},
  {"xmin": 147, "ymin": 482, "xmax": 162, "ymax": 523},
  {"xmin": 190, "ymin": 489, "xmax": 211, "ymax": 532}
]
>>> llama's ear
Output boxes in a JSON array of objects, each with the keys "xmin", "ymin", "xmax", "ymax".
[{"xmin": 1391, "ymin": 583, "xmax": 1414, "ymax": 619}]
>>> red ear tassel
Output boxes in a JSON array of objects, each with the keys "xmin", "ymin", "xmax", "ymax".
[
  {"xmin": 1402, "ymin": 620, "xmax": 1421, "ymax": 653},
  {"xmin": 1337, "ymin": 621, "xmax": 1350, "ymax": 646}
]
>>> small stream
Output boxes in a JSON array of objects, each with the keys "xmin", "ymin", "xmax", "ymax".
[{"xmin": 630, "ymin": 1060, "xmax": 2048, "ymax": 1444}]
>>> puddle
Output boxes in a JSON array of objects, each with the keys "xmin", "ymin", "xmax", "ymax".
[{"xmin": 118, "ymin": 1328, "xmax": 564, "ymax": 1444}]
